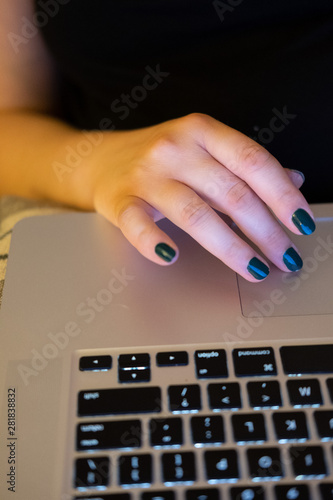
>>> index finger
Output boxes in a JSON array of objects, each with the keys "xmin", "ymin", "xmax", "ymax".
[{"xmin": 199, "ymin": 115, "xmax": 316, "ymax": 236}]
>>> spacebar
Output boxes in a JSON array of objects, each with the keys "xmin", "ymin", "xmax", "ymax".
[
  {"xmin": 78, "ymin": 386, "xmax": 162, "ymax": 416},
  {"xmin": 280, "ymin": 344, "xmax": 333, "ymax": 374}
]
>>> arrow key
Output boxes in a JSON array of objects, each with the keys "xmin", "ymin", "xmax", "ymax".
[
  {"xmin": 119, "ymin": 367, "xmax": 150, "ymax": 383},
  {"xmin": 79, "ymin": 355, "xmax": 112, "ymax": 371},
  {"xmin": 156, "ymin": 351, "xmax": 189, "ymax": 366}
]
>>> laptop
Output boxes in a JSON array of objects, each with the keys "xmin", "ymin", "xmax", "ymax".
[{"xmin": 0, "ymin": 203, "xmax": 332, "ymax": 500}]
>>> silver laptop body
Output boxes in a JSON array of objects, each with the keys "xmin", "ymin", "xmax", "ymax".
[{"xmin": 0, "ymin": 203, "xmax": 333, "ymax": 500}]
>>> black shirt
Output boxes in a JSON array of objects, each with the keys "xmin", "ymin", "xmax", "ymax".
[{"xmin": 35, "ymin": 0, "xmax": 333, "ymax": 202}]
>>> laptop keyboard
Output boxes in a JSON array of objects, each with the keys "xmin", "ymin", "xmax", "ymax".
[{"xmin": 69, "ymin": 343, "xmax": 333, "ymax": 500}]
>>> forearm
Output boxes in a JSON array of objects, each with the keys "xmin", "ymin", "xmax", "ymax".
[{"xmin": 0, "ymin": 110, "xmax": 95, "ymax": 209}]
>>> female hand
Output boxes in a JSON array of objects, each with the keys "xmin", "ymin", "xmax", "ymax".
[{"xmin": 82, "ymin": 113, "xmax": 314, "ymax": 281}]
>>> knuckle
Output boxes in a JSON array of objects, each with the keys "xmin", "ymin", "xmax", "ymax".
[
  {"xmin": 237, "ymin": 142, "xmax": 273, "ymax": 173},
  {"xmin": 114, "ymin": 198, "xmax": 136, "ymax": 227},
  {"xmin": 224, "ymin": 180, "xmax": 254, "ymax": 210},
  {"xmin": 147, "ymin": 135, "xmax": 179, "ymax": 163},
  {"xmin": 180, "ymin": 112, "xmax": 212, "ymax": 129},
  {"xmin": 136, "ymin": 224, "xmax": 155, "ymax": 246},
  {"xmin": 275, "ymin": 185, "xmax": 300, "ymax": 207},
  {"xmin": 222, "ymin": 239, "xmax": 244, "ymax": 263},
  {"xmin": 180, "ymin": 198, "xmax": 212, "ymax": 228}
]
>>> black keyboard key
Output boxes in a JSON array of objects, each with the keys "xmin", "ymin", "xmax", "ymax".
[
  {"xmin": 232, "ymin": 347, "xmax": 277, "ymax": 377},
  {"xmin": 157, "ymin": 351, "xmax": 189, "ymax": 366},
  {"xmin": 247, "ymin": 381, "xmax": 282, "ymax": 408},
  {"xmin": 194, "ymin": 349, "xmax": 228, "ymax": 378},
  {"xmin": 142, "ymin": 492, "xmax": 175, "ymax": 500},
  {"xmin": 75, "ymin": 495, "xmax": 130, "ymax": 500},
  {"xmin": 232, "ymin": 413, "xmax": 267, "ymax": 443},
  {"xmin": 191, "ymin": 415, "xmax": 224, "ymax": 445},
  {"xmin": 119, "ymin": 353, "xmax": 150, "ymax": 369},
  {"xmin": 204, "ymin": 449, "xmax": 239, "ymax": 480},
  {"xmin": 287, "ymin": 379, "xmax": 323, "ymax": 406},
  {"xmin": 77, "ymin": 419, "xmax": 141, "ymax": 450},
  {"xmin": 208, "ymin": 383, "xmax": 242, "ymax": 410},
  {"xmin": 75, "ymin": 456, "xmax": 110, "ymax": 489},
  {"xmin": 290, "ymin": 446, "xmax": 327, "ymax": 478},
  {"xmin": 247, "ymin": 448, "xmax": 283, "ymax": 479},
  {"xmin": 319, "ymin": 483, "xmax": 333, "ymax": 499},
  {"xmin": 327, "ymin": 379, "xmax": 333, "ymax": 402},
  {"xmin": 168, "ymin": 385, "xmax": 201, "ymax": 413},
  {"xmin": 150, "ymin": 418, "xmax": 183, "ymax": 447},
  {"xmin": 119, "ymin": 367, "xmax": 151, "ymax": 383},
  {"xmin": 78, "ymin": 387, "xmax": 161, "ymax": 416},
  {"xmin": 119, "ymin": 454, "xmax": 152, "ymax": 485},
  {"xmin": 281, "ymin": 345, "xmax": 333, "ymax": 375},
  {"xmin": 230, "ymin": 487, "xmax": 265, "ymax": 500},
  {"xmin": 79, "ymin": 355, "xmax": 112, "ymax": 371},
  {"xmin": 273, "ymin": 412, "xmax": 309, "ymax": 441},
  {"xmin": 186, "ymin": 488, "xmax": 220, "ymax": 500},
  {"xmin": 314, "ymin": 411, "xmax": 333, "ymax": 439},
  {"xmin": 162, "ymin": 452, "xmax": 196, "ymax": 483},
  {"xmin": 118, "ymin": 353, "xmax": 150, "ymax": 383},
  {"xmin": 274, "ymin": 484, "xmax": 310, "ymax": 500}
]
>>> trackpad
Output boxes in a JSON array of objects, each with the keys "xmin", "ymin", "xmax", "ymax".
[{"xmin": 237, "ymin": 218, "xmax": 333, "ymax": 317}]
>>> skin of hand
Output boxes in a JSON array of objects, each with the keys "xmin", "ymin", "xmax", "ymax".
[
  {"xmin": 75, "ymin": 112, "xmax": 314, "ymax": 282},
  {"xmin": 0, "ymin": 2, "xmax": 316, "ymax": 283}
]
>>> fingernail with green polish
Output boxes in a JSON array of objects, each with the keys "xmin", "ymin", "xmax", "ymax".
[
  {"xmin": 283, "ymin": 247, "xmax": 303, "ymax": 272},
  {"xmin": 292, "ymin": 208, "xmax": 316, "ymax": 235},
  {"xmin": 155, "ymin": 243, "xmax": 176, "ymax": 263},
  {"xmin": 247, "ymin": 257, "xmax": 270, "ymax": 280}
]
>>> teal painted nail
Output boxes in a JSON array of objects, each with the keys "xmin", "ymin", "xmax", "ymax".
[
  {"xmin": 292, "ymin": 209, "xmax": 316, "ymax": 235},
  {"xmin": 155, "ymin": 243, "xmax": 176, "ymax": 262},
  {"xmin": 283, "ymin": 247, "xmax": 303, "ymax": 271},
  {"xmin": 247, "ymin": 257, "xmax": 269, "ymax": 280}
]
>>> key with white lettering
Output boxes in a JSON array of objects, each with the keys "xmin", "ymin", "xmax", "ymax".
[
  {"xmin": 149, "ymin": 418, "xmax": 183, "ymax": 447},
  {"xmin": 78, "ymin": 387, "xmax": 161, "ymax": 416},
  {"xmin": 232, "ymin": 413, "xmax": 267, "ymax": 443},
  {"xmin": 274, "ymin": 484, "xmax": 310, "ymax": 500},
  {"xmin": 79, "ymin": 355, "xmax": 112, "ymax": 371},
  {"xmin": 290, "ymin": 446, "xmax": 327, "ymax": 478},
  {"xmin": 194, "ymin": 350, "xmax": 228, "ymax": 378},
  {"xmin": 208, "ymin": 383, "xmax": 242, "ymax": 410},
  {"xmin": 273, "ymin": 411, "xmax": 309, "ymax": 441},
  {"xmin": 247, "ymin": 448, "xmax": 283, "ymax": 479},
  {"xmin": 168, "ymin": 385, "xmax": 201, "ymax": 413},
  {"xmin": 191, "ymin": 415, "xmax": 225, "ymax": 445},
  {"xmin": 287, "ymin": 379, "xmax": 323, "ymax": 406},
  {"xmin": 119, "ymin": 454, "xmax": 152, "ymax": 485},
  {"xmin": 233, "ymin": 347, "xmax": 277, "ymax": 377},
  {"xmin": 162, "ymin": 452, "xmax": 196, "ymax": 483},
  {"xmin": 75, "ymin": 456, "xmax": 110, "ymax": 489},
  {"xmin": 204, "ymin": 449, "xmax": 239, "ymax": 480},
  {"xmin": 230, "ymin": 487, "xmax": 265, "ymax": 500},
  {"xmin": 247, "ymin": 381, "xmax": 282, "ymax": 408},
  {"xmin": 76, "ymin": 420, "xmax": 141, "ymax": 450}
]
